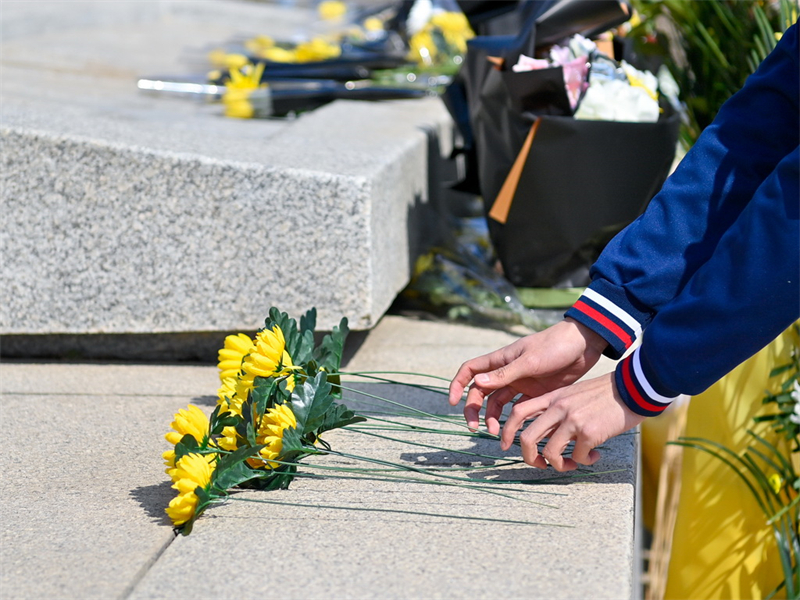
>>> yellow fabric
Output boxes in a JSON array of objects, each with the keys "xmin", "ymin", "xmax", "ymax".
[
  {"xmin": 641, "ymin": 402, "xmax": 681, "ymax": 533},
  {"xmin": 663, "ymin": 326, "xmax": 798, "ymax": 600}
]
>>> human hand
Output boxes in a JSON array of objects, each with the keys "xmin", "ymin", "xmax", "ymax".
[
  {"xmin": 500, "ymin": 372, "xmax": 646, "ymax": 471},
  {"xmin": 448, "ymin": 318, "xmax": 608, "ymax": 434}
]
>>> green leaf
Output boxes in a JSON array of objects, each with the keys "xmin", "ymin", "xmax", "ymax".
[
  {"xmin": 300, "ymin": 308, "xmax": 317, "ymax": 335},
  {"xmin": 209, "ymin": 405, "xmax": 239, "ymax": 437},
  {"xmin": 177, "ymin": 485, "xmax": 215, "ymax": 536},
  {"xmin": 214, "ymin": 443, "xmax": 265, "ymax": 475},
  {"xmin": 250, "ymin": 377, "xmax": 280, "ymax": 414},
  {"xmin": 213, "ymin": 460, "xmax": 260, "ymax": 492},
  {"xmin": 211, "ymin": 444, "xmax": 268, "ymax": 491},
  {"xmin": 315, "ymin": 317, "xmax": 350, "ymax": 373},
  {"xmin": 174, "ymin": 434, "xmax": 200, "ymax": 462},
  {"xmin": 246, "ymin": 421, "xmax": 258, "ymax": 447},
  {"xmin": 294, "ymin": 329, "xmax": 316, "ymax": 366},
  {"xmin": 265, "ymin": 307, "xmax": 301, "ymax": 359},
  {"xmin": 277, "ymin": 426, "xmax": 316, "ymax": 465},
  {"xmin": 291, "ymin": 371, "xmax": 335, "ymax": 435},
  {"xmin": 318, "ymin": 403, "xmax": 367, "ymax": 436},
  {"xmin": 243, "ymin": 465, "xmax": 298, "ymax": 491}
]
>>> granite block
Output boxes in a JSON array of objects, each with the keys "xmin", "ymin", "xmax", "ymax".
[{"xmin": 1, "ymin": 0, "xmax": 452, "ymax": 334}]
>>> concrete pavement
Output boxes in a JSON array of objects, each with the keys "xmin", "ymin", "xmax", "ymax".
[{"xmin": 0, "ymin": 315, "xmax": 638, "ymax": 599}]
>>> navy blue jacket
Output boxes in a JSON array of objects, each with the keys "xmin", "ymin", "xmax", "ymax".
[{"xmin": 565, "ymin": 23, "xmax": 800, "ymax": 416}]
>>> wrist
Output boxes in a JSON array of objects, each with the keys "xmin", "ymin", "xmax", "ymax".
[{"xmin": 564, "ymin": 317, "xmax": 609, "ymax": 356}]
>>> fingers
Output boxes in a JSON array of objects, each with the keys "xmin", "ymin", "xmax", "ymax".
[
  {"xmin": 517, "ymin": 406, "xmax": 560, "ymax": 469},
  {"xmin": 448, "ymin": 351, "xmax": 506, "ymax": 406},
  {"xmin": 500, "ymin": 396, "xmax": 549, "ymax": 451},
  {"xmin": 448, "ymin": 337, "xmax": 540, "ymax": 406},
  {"xmin": 471, "ymin": 352, "xmax": 539, "ymax": 393},
  {"xmin": 570, "ymin": 437, "xmax": 601, "ymax": 467},
  {"xmin": 462, "ymin": 382, "xmax": 489, "ymax": 430},
  {"xmin": 484, "ymin": 387, "xmax": 518, "ymax": 435},
  {"xmin": 502, "ymin": 379, "xmax": 612, "ymax": 471}
]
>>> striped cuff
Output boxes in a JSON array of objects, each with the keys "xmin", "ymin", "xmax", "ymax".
[
  {"xmin": 564, "ymin": 287, "xmax": 643, "ymax": 359},
  {"xmin": 614, "ymin": 347, "xmax": 680, "ymax": 417}
]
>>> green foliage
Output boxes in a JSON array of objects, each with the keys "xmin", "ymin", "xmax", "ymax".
[
  {"xmin": 672, "ymin": 328, "xmax": 800, "ymax": 599},
  {"xmin": 315, "ymin": 317, "xmax": 350, "ymax": 374},
  {"xmin": 165, "ymin": 306, "xmax": 363, "ymax": 534},
  {"xmin": 630, "ymin": 0, "xmax": 797, "ymax": 146},
  {"xmin": 173, "ymin": 434, "xmax": 200, "ymax": 463}
]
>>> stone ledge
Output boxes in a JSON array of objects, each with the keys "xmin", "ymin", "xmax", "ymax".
[{"xmin": 1, "ymin": 0, "xmax": 452, "ymax": 334}]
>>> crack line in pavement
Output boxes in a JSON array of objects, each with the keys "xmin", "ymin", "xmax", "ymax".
[{"xmin": 118, "ymin": 531, "xmax": 177, "ymax": 600}]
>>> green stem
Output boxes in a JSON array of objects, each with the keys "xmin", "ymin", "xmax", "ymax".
[
  {"xmin": 337, "ymin": 383, "xmax": 496, "ymax": 437},
  {"xmin": 321, "ymin": 448, "xmax": 566, "ymax": 496},
  {"xmin": 345, "ymin": 426, "xmax": 520, "ymax": 462},
  {"xmin": 336, "ymin": 370, "xmax": 452, "ymax": 383}
]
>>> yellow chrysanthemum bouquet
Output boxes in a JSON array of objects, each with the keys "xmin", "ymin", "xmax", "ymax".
[
  {"xmin": 164, "ymin": 307, "xmax": 364, "ymax": 534},
  {"xmin": 404, "ymin": 0, "xmax": 474, "ymax": 73},
  {"xmin": 163, "ymin": 306, "xmax": 625, "ymax": 535}
]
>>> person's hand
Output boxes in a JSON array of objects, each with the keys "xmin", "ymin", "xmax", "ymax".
[
  {"xmin": 448, "ymin": 318, "xmax": 608, "ymax": 434},
  {"xmin": 500, "ymin": 372, "xmax": 646, "ymax": 471}
]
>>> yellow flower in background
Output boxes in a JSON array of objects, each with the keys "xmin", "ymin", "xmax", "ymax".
[
  {"xmin": 407, "ymin": 11, "xmax": 474, "ymax": 67},
  {"xmin": 768, "ymin": 473, "xmax": 783, "ymax": 495},
  {"xmin": 218, "ymin": 333, "xmax": 255, "ymax": 381},
  {"xmin": 208, "ymin": 49, "xmax": 249, "ymax": 70},
  {"xmin": 222, "ymin": 62, "xmax": 266, "ymax": 119},
  {"xmin": 408, "ymin": 27, "xmax": 437, "ymax": 66},
  {"xmin": 259, "ymin": 46, "xmax": 298, "ymax": 63},
  {"xmin": 318, "ymin": 0, "xmax": 346, "ymax": 21},
  {"xmin": 363, "ymin": 16, "xmax": 384, "ymax": 32},
  {"xmin": 430, "ymin": 11, "xmax": 474, "ymax": 55},
  {"xmin": 166, "ymin": 453, "xmax": 215, "ymax": 526},
  {"xmin": 295, "ymin": 37, "xmax": 341, "ymax": 62},
  {"xmin": 242, "ymin": 325, "xmax": 297, "ymax": 390},
  {"xmin": 247, "ymin": 403, "xmax": 298, "ymax": 469},
  {"xmin": 244, "ymin": 34, "xmax": 275, "ymax": 55}
]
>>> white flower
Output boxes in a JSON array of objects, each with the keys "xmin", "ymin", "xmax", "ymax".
[{"xmin": 790, "ymin": 381, "xmax": 800, "ymax": 425}]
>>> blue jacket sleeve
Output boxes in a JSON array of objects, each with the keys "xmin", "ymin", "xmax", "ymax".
[
  {"xmin": 617, "ymin": 146, "xmax": 799, "ymax": 415},
  {"xmin": 565, "ymin": 23, "xmax": 800, "ymax": 367}
]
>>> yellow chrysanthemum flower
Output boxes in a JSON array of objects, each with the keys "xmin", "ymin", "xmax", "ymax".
[
  {"xmin": 247, "ymin": 403, "xmax": 298, "ymax": 469},
  {"xmin": 163, "ymin": 404, "xmax": 210, "ymax": 479},
  {"xmin": 363, "ymin": 16, "xmax": 384, "ymax": 32},
  {"xmin": 294, "ymin": 37, "xmax": 341, "ymax": 63},
  {"xmin": 235, "ymin": 371, "xmax": 257, "ymax": 401},
  {"xmin": 216, "ymin": 425, "xmax": 240, "ymax": 452},
  {"xmin": 244, "ymin": 34, "xmax": 275, "ymax": 55},
  {"xmin": 217, "ymin": 376, "xmax": 239, "ymax": 411},
  {"xmin": 222, "ymin": 62, "xmax": 266, "ymax": 119},
  {"xmin": 165, "ymin": 453, "xmax": 215, "ymax": 527},
  {"xmin": 241, "ymin": 325, "xmax": 297, "ymax": 390},
  {"xmin": 408, "ymin": 27, "xmax": 437, "ymax": 66},
  {"xmin": 430, "ymin": 11, "xmax": 474, "ymax": 55},
  {"xmin": 259, "ymin": 46, "xmax": 298, "ymax": 63},
  {"xmin": 208, "ymin": 49, "xmax": 249, "ymax": 70},
  {"xmin": 165, "ymin": 404, "xmax": 209, "ymax": 447},
  {"xmin": 218, "ymin": 333, "xmax": 255, "ymax": 381},
  {"xmin": 318, "ymin": 0, "xmax": 346, "ymax": 20}
]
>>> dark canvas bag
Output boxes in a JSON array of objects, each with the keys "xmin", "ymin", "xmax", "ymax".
[{"xmin": 447, "ymin": 0, "xmax": 681, "ymax": 287}]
